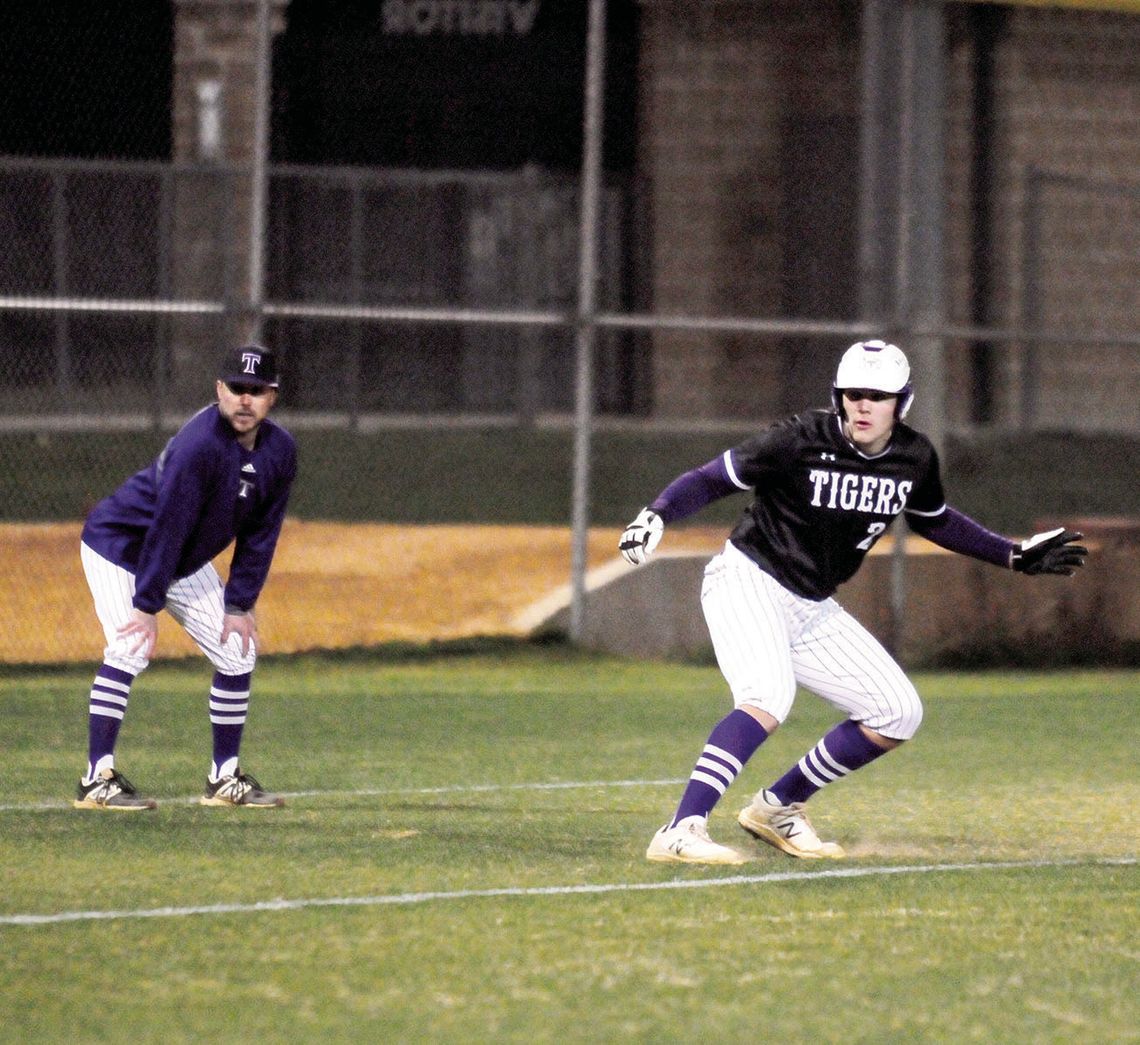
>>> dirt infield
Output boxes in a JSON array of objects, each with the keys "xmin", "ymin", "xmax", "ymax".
[{"xmin": 3, "ymin": 520, "xmax": 723, "ymax": 665}]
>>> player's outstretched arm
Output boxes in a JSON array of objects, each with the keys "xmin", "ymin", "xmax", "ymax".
[
  {"xmin": 619, "ymin": 454, "xmax": 740, "ymax": 566},
  {"xmin": 619, "ymin": 507, "xmax": 664, "ymax": 566},
  {"xmin": 1011, "ymin": 527, "xmax": 1088, "ymax": 576}
]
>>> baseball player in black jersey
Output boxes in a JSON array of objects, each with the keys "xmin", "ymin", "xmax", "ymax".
[
  {"xmin": 620, "ymin": 340, "xmax": 1087, "ymax": 864},
  {"xmin": 74, "ymin": 345, "xmax": 297, "ymax": 811}
]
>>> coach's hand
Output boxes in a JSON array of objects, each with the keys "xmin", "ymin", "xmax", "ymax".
[
  {"xmin": 117, "ymin": 609, "xmax": 158, "ymax": 659},
  {"xmin": 221, "ymin": 610, "xmax": 259, "ymax": 657},
  {"xmin": 1012, "ymin": 528, "xmax": 1088, "ymax": 576},
  {"xmin": 619, "ymin": 507, "xmax": 664, "ymax": 566}
]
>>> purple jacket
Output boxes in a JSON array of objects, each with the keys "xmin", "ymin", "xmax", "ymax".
[{"xmin": 82, "ymin": 405, "xmax": 297, "ymax": 614}]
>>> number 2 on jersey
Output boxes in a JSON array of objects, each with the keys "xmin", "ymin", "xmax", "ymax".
[{"xmin": 856, "ymin": 522, "xmax": 887, "ymax": 550}]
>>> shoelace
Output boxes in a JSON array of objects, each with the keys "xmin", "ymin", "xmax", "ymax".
[
  {"xmin": 112, "ymin": 771, "xmax": 140, "ymax": 794},
  {"xmin": 90, "ymin": 770, "xmax": 137, "ymax": 801},
  {"xmin": 216, "ymin": 776, "xmax": 252, "ymax": 801},
  {"xmin": 773, "ymin": 802, "xmax": 822, "ymax": 839},
  {"xmin": 684, "ymin": 820, "xmax": 714, "ymax": 842},
  {"xmin": 235, "ymin": 771, "xmax": 266, "ymax": 794}
]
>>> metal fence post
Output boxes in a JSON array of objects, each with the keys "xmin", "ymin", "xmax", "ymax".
[
  {"xmin": 888, "ymin": 0, "xmax": 947, "ymax": 661},
  {"xmin": 1021, "ymin": 168, "xmax": 1041, "ymax": 429},
  {"xmin": 247, "ymin": 0, "xmax": 272, "ymax": 342},
  {"xmin": 51, "ymin": 170, "xmax": 73, "ymax": 396},
  {"xmin": 569, "ymin": 0, "xmax": 607, "ymax": 644},
  {"xmin": 349, "ymin": 172, "xmax": 364, "ymax": 429}
]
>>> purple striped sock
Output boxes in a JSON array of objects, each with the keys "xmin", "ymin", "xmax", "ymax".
[
  {"xmin": 670, "ymin": 709, "xmax": 769, "ymax": 826},
  {"xmin": 209, "ymin": 671, "xmax": 251, "ymax": 778},
  {"xmin": 769, "ymin": 719, "xmax": 888, "ymax": 805},
  {"xmin": 86, "ymin": 664, "xmax": 136, "ymax": 778}
]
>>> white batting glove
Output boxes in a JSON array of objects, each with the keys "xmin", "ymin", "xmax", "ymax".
[{"xmin": 619, "ymin": 507, "xmax": 664, "ymax": 566}]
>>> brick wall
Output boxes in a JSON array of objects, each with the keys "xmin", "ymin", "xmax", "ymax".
[
  {"xmin": 637, "ymin": 1, "xmax": 859, "ymax": 419},
  {"xmin": 943, "ymin": 5, "xmax": 1140, "ymax": 430},
  {"xmin": 997, "ymin": 8, "xmax": 1140, "ymax": 430},
  {"xmin": 168, "ymin": 0, "xmax": 287, "ymax": 393},
  {"xmin": 639, "ymin": 1, "xmax": 1140, "ymax": 429}
]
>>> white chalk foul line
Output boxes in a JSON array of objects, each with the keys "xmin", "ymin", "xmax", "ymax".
[
  {"xmin": 2, "ymin": 858, "xmax": 1133, "ymax": 928},
  {"xmin": 0, "ymin": 777, "xmax": 689, "ymax": 814},
  {"xmin": 283, "ymin": 778, "xmax": 689, "ymax": 801}
]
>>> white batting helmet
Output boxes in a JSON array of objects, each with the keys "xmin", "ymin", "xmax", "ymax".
[{"xmin": 832, "ymin": 339, "xmax": 914, "ymax": 419}]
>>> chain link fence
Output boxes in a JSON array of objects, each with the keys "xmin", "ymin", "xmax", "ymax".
[
  {"xmin": 0, "ymin": 158, "xmax": 635, "ymax": 432},
  {"xmin": 1, "ymin": 0, "xmax": 1137, "ymax": 664}
]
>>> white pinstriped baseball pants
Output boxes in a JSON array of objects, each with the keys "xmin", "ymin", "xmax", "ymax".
[
  {"xmin": 81, "ymin": 542, "xmax": 257, "ymax": 677},
  {"xmin": 700, "ymin": 541, "xmax": 923, "ymax": 740}
]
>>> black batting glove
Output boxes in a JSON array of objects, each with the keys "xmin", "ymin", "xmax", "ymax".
[{"xmin": 1012, "ymin": 528, "xmax": 1088, "ymax": 576}]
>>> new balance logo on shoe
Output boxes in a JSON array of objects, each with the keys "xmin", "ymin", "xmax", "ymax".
[
  {"xmin": 737, "ymin": 790, "xmax": 845, "ymax": 860},
  {"xmin": 646, "ymin": 815, "xmax": 747, "ymax": 865}
]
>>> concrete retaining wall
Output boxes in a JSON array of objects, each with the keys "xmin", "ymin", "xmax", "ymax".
[{"xmin": 537, "ymin": 521, "xmax": 1139, "ymax": 666}]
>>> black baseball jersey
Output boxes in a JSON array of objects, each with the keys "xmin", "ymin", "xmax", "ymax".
[{"xmin": 726, "ymin": 409, "xmax": 945, "ymax": 599}]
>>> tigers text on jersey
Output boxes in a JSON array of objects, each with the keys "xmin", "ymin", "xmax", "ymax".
[
  {"xmin": 726, "ymin": 410, "xmax": 945, "ymax": 599},
  {"xmin": 81, "ymin": 404, "xmax": 297, "ymax": 615}
]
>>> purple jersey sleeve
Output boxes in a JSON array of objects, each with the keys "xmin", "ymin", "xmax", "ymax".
[
  {"xmin": 649, "ymin": 453, "xmax": 740, "ymax": 523},
  {"xmin": 223, "ymin": 441, "xmax": 297, "ymax": 612},
  {"xmin": 907, "ymin": 505, "xmax": 1015, "ymax": 568}
]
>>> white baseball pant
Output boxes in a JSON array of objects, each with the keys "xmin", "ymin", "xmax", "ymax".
[
  {"xmin": 81, "ymin": 542, "xmax": 257, "ymax": 677},
  {"xmin": 700, "ymin": 541, "xmax": 922, "ymax": 740}
]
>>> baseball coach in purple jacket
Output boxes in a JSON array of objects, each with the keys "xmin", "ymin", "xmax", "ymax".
[{"xmin": 74, "ymin": 344, "xmax": 297, "ymax": 811}]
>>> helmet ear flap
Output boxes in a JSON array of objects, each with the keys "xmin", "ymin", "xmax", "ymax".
[{"xmin": 831, "ymin": 386, "xmax": 846, "ymax": 419}]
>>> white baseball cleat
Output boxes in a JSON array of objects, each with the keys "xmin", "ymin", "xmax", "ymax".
[
  {"xmin": 646, "ymin": 815, "xmax": 748, "ymax": 864},
  {"xmin": 737, "ymin": 789, "xmax": 845, "ymax": 859}
]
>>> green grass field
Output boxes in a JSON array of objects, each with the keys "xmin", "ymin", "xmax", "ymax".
[{"xmin": 2, "ymin": 644, "xmax": 1137, "ymax": 1043}]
